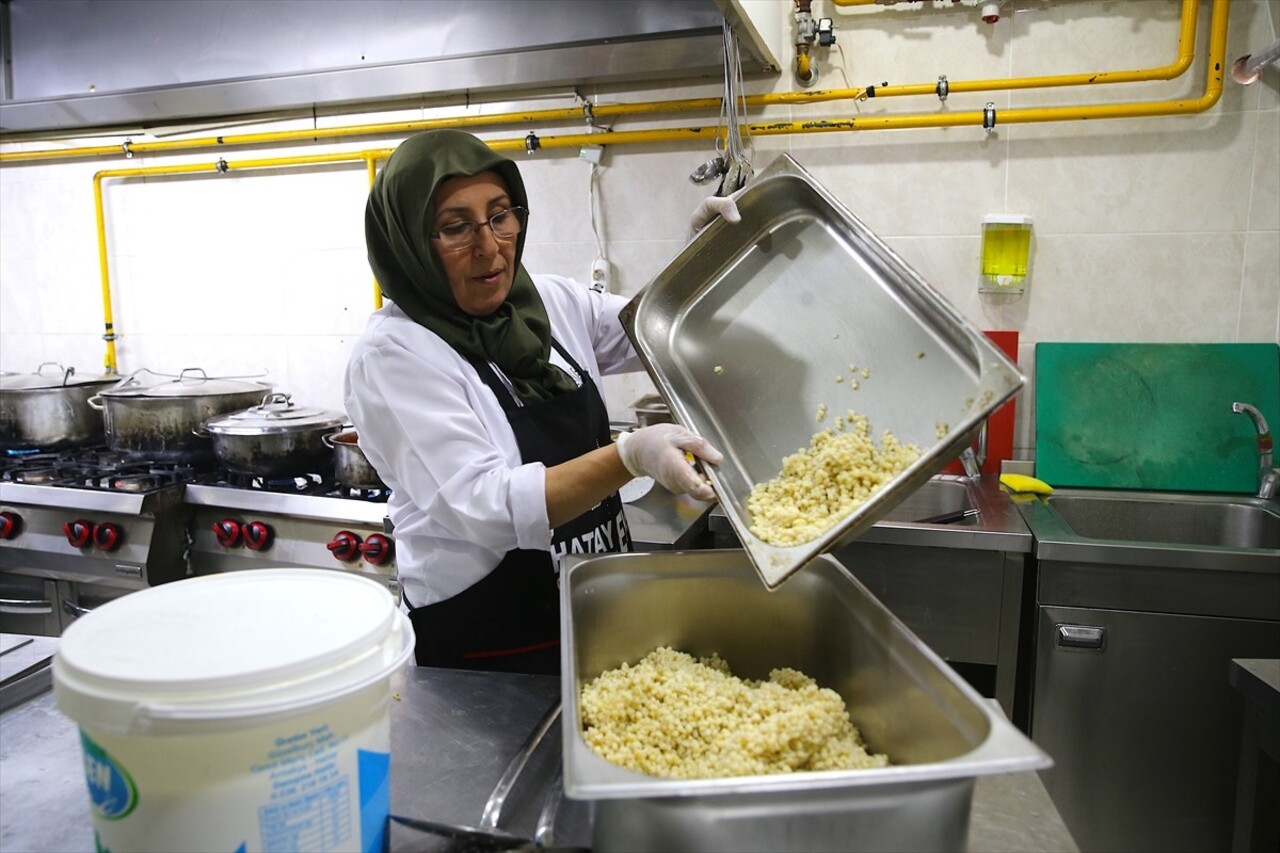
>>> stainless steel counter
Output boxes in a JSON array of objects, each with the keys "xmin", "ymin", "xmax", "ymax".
[
  {"xmin": 1, "ymin": 642, "xmax": 1076, "ymax": 852},
  {"xmin": 623, "ymin": 483, "xmax": 713, "ymax": 551}
]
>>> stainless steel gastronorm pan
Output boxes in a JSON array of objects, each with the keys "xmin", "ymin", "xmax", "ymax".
[
  {"xmin": 620, "ymin": 155, "xmax": 1024, "ymax": 589},
  {"xmin": 559, "ymin": 550, "xmax": 1051, "ymax": 853}
]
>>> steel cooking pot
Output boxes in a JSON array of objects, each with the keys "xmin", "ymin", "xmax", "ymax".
[
  {"xmin": 324, "ymin": 429, "xmax": 387, "ymax": 490},
  {"xmin": 198, "ymin": 392, "xmax": 348, "ymax": 478},
  {"xmin": 0, "ymin": 362, "xmax": 119, "ymax": 451},
  {"xmin": 631, "ymin": 393, "xmax": 674, "ymax": 427},
  {"xmin": 87, "ymin": 368, "xmax": 274, "ymax": 462}
]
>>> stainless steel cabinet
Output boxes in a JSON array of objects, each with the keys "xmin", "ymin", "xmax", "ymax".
[
  {"xmin": 0, "ymin": 575, "xmax": 60, "ymax": 636},
  {"xmin": 1032, "ymin": 606, "xmax": 1280, "ymax": 852},
  {"xmin": 832, "ymin": 541, "xmax": 1028, "ymax": 724}
]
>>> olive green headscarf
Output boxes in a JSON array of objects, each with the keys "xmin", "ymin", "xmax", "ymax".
[{"xmin": 366, "ymin": 129, "xmax": 575, "ymax": 403}]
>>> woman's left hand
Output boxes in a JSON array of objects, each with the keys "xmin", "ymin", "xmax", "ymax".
[{"xmin": 687, "ymin": 193, "xmax": 743, "ymax": 242}]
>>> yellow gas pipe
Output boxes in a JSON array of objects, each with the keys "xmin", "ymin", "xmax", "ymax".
[
  {"xmin": 87, "ymin": 0, "xmax": 1226, "ymax": 373},
  {"xmin": 1, "ymin": 0, "xmax": 1200, "ymax": 165}
]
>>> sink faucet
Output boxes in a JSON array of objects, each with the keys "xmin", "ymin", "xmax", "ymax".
[
  {"xmin": 959, "ymin": 421, "xmax": 988, "ymax": 479},
  {"xmin": 1232, "ymin": 402, "xmax": 1279, "ymax": 500}
]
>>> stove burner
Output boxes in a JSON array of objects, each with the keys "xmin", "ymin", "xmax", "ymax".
[
  {"xmin": 0, "ymin": 447, "xmax": 204, "ymax": 493},
  {"xmin": 12, "ymin": 466, "xmax": 60, "ymax": 485},
  {"xmin": 339, "ymin": 485, "xmax": 394, "ymax": 502},
  {"xmin": 197, "ymin": 469, "xmax": 392, "ymax": 502},
  {"xmin": 111, "ymin": 473, "xmax": 161, "ymax": 493},
  {"xmin": 220, "ymin": 469, "xmax": 333, "ymax": 494}
]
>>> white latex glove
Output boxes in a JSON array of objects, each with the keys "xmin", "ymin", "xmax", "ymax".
[
  {"xmin": 687, "ymin": 193, "xmax": 743, "ymax": 242},
  {"xmin": 616, "ymin": 424, "xmax": 723, "ymax": 502}
]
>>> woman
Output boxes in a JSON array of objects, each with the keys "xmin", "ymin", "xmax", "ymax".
[{"xmin": 345, "ymin": 129, "xmax": 731, "ymax": 674}]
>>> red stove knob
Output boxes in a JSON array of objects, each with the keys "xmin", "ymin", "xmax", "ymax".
[
  {"xmin": 358, "ymin": 533, "xmax": 394, "ymax": 566},
  {"xmin": 0, "ymin": 511, "xmax": 20, "ymax": 539},
  {"xmin": 327, "ymin": 530, "xmax": 362, "ymax": 562},
  {"xmin": 63, "ymin": 518, "xmax": 94, "ymax": 548},
  {"xmin": 212, "ymin": 518, "xmax": 243, "ymax": 548},
  {"xmin": 243, "ymin": 521, "xmax": 273, "ymax": 552},
  {"xmin": 93, "ymin": 522, "xmax": 122, "ymax": 552}
]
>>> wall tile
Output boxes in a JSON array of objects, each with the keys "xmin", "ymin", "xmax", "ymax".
[
  {"xmin": 1006, "ymin": 111, "xmax": 1259, "ymax": 235},
  {"xmin": 0, "ymin": 333, "xmax": 46, "ymax": 372},
  {"xmin": 786, "ymin": 132, "xmax": 1008, "ymax": 238},
  {"xmin": 1023, "ymin": 232, "xmax": 1246, "ymax": 342},
  {"xmin": 1239, "ymin": 230, "xmax": 1280, "ymax": 341},
  {"xmin": 281, "ymin": 337, "xmax": 355, "ymax": 413},
  {"xmin": 1248, "ymin": 108, "xmax": 1279, "ymax": 230}
]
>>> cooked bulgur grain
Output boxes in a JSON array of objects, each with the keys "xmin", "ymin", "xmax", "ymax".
[{"xmin": 580, "ymin": 646, "xmax": 888, "ymax": 779}]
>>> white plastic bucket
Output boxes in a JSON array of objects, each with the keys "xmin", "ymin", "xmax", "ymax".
[{"xmin": 53, "ymin": 569, "xmax": 414, "ymax": 853}]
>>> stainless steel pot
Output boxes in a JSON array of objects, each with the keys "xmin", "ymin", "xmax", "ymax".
[
  {"xmin": 324, "ymin": 429, "xmax": 387, "ymax": 490},
  {"xmin": 0, "ymin": 363, "xmax": 119, "ymax": 451},
  {"xmin": 87, "ymin": 368, "xmax": 274, "ymax": 462},
  {"xmin": 198, "ymin": 392, "xmax": 347, "ymax": 477},
  {"xmin": 631, "ymin": 393, "xmax": 673, "ymax": 427}
]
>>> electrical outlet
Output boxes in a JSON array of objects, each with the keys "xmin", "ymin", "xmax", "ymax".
[{"xmin": 590, "ymin": 258, "xmax": 611, "ymax": 292}]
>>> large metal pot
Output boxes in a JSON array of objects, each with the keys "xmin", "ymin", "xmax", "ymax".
[
  {"xmin": 0, "ymin": 363, "xmax": 119, "ymax": 451},
  {"xmin": 87, "ymin": 368, "xmax": 274, "ymax": 462},
  {"xmin": 324, "ymin": 429, "xmax": 387, "ymax": 490},
  {"xmin": 631, "ymin": 393, "xmax": 674, "ymax": 427},
  {"xmin": 198, "ymin": 392, "xmax": 348, "ymax": 478}
]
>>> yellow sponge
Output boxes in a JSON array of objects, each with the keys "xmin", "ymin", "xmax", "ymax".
[{"xmin": 999, "ymin": 473, "xmax": 1053, "ymax": 495}]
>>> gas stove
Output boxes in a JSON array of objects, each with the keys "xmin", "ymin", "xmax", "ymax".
[
  {"xmin": 0, "ymin": 448, "xmax": 193, "ymax": 635},
  {"xmin": 184, "ymin": 470, "xmax": 397, "ymax": 598}
]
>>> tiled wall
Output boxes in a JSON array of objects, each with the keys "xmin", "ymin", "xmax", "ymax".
[{"xmin": 1, "ymin": 0, "xmax": 1276, "ymax": 462}]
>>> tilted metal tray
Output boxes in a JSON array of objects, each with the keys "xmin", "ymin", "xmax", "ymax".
[{"xmin": 620, "ymin": 154, "xmax": 1024, "ymax": 588}]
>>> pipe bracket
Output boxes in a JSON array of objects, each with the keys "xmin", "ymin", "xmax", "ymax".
[
  {"xmin": 524, "ymin": 132, "xmax": 541, "ymax": 156},
  {"xmin": 120, "ymin": 140, "xmax": 133, "ymax": 159},
  {"xmin": 936, "ymin": 75, "xmax": 950, "ymax": 102},
  {"xmin": 983, "ymin": 102, "xmax": 997, "ymax": 133},
  {"xmin": 215, "ymin": 158, "xmax": 229, "ymax": 174}
]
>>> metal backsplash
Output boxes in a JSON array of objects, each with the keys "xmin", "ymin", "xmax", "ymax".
[{"xmin": 0, "ymin": 0, "xmax": 777, "ymax": 135}]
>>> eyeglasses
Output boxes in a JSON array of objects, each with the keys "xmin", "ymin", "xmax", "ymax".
[{"xmin": 429, "ymin": 207, "xmax": 528, "ymax": 251}]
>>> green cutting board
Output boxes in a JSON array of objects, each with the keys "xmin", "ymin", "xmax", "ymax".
[{"xmin": 1035, "ymin": 343, "xmax": 1280, "ymax": 493}]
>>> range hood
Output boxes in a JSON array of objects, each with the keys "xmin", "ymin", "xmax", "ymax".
[{"xmin": 0, "ymin": 0, "xmax": 778, "ymax": 135}]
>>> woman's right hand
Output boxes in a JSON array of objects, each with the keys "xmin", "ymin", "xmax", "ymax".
[{"xmin": 616, "ymin": 424, "xmax": 723, "ymax": 502}]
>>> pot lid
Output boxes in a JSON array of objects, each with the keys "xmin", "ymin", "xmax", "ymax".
[
  {"xmin": 99, "ymin": 367, "xmax": 273, "ymax": 398},
  {"xmin": 202, "ymin": 392, "xmax": 348, "ymax": 435},
  {"xmin": 0, "ymin": 363, "xmax": 119, "ymax": 391}
]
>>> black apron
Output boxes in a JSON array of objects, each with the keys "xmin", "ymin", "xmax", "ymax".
[{"xmin": 408, "ymin": 338, "xmax": 631, "ymax": 674}]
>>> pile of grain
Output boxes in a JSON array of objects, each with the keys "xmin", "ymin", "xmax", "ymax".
[
  {"xmin": 747, "ymin": 411, "xmax": 921, "ymax": 546},
  {"xmin": 579, "ymin": 646, "xmax": 888, "ymax": 779}
]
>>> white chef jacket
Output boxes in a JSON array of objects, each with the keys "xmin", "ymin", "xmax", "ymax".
[{"xmin": 344, "ymin": 274, "xmax": 640, "ymax": 609}]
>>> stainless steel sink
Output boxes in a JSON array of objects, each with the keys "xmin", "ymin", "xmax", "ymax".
[
  {"xmin": 1016, "ymin": 488, "xmax": 1280, "ymax": 573},
  {"xmin": 879, "ymin": 478, "xmax": 975, "ymax": 523},
  {"xmin": 1046, "ymin": 492, "xmax": 1280, "ymax": 550}
]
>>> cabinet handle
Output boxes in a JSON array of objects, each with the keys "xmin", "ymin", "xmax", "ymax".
[
  {"xmin": 1056, "ymin": 624, "xmax": 1106, "ymax": 651},
  {"xmin": 0, "ymin": 597, "xmax": 53, "ymax": 614}
]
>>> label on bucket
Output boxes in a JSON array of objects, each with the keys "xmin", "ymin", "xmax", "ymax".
[
  {"xmin": 81, "ymin": 730, "xmax": 138, "ymax": 821},
  {"xmin": 76, "ymin": 721, "xmax": 391, "ymax": 853}
]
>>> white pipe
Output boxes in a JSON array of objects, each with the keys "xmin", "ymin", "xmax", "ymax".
[{"xmin": 1231, "ymin": 36, "xmax": 1280, "ymax": 84}]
